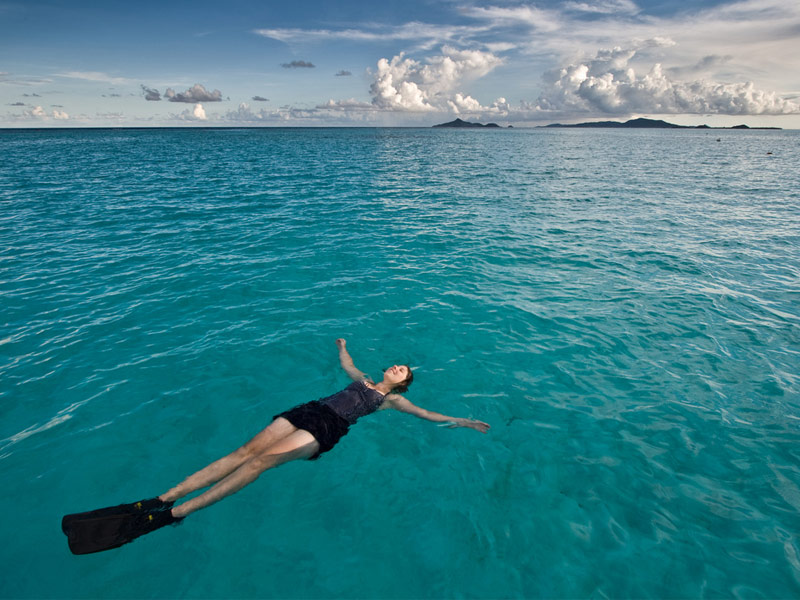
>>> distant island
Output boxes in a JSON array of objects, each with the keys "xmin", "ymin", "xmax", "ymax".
[
  {"xmin": 432, "ymin": 117, "xmax": 780, "ymax": 129},
  {"xmin": 433, "ymin": 118, "xmax": 503, "ymax": 128},
  {"xmin": 543, "ymin": 117, "xmax": 781, "ymax": 130}
]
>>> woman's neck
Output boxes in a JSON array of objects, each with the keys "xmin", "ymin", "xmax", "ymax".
[{"xmin": 371, "ymin": 380, "xmax": 393, "ymax": 395}]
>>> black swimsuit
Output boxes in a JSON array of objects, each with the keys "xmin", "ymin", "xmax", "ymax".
[{"xmin": 273, "ymin": 381, "xmax": 385, "ymax": 459}]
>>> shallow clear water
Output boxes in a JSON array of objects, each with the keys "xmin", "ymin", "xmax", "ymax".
[{"xmin": 1, "ymin": 127, "xmax": 799, "ymax": 598}]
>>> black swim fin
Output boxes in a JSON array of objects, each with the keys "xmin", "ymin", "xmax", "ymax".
[
  {"xmin": 61, "ymin": 497, "xmax": 172, "ymax": 534},
  {"xmin": 62, "ymin": 501, "xmax": 181, "ymax": 555}
]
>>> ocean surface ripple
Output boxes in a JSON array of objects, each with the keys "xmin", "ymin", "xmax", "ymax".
[{"xmin": 1, "ymin": 127, "xmax": 799, "ymax": 598}]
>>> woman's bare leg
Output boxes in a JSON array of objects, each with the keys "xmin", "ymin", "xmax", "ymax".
[
  {"xmin": 172, "ymin": 429, "xmax": 319, "ymax": 518},
  {"xmin": 159, "ymin": 418, "xmax": 298, "ymax": 503}
]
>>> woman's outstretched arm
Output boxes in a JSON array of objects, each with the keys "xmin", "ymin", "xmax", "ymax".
[
  {"xmin": 383, "ymin": 393, "xmax": 490, "ymax": 433},
  {"xmin": 335, "ymin": 338, "xmax": 371, "ymax": 382}
]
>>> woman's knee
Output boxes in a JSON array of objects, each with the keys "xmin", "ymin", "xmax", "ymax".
[
  {"xmin": 247, "ymin": 453, "xmax": 281, "ymax": 473},
  {"xmin": 232, "ymin": 446, "xmax": 253, "ymax": 463}
]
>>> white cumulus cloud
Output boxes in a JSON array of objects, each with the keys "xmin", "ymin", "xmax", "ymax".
[
  {"xmin": 534, "ymin": 45, "xmax": 800, "ymax": 116},
  {"xmin": 19, "ymin": 105, "xmax": 70, "ymax": 120},
  {"xmin": 173, "ymin": 103, "xmax": 208, "ymax": 120},
  {"xmin": 446, "ymin": 94, "xmax": 511, "ymax": 116},
  {"xmin": 315, "ymin": 48, "xmax": 510, "ymax": 121},
  {"xmin": 369, "ymin": 46, "xmax": 504, "ymax": 111}
]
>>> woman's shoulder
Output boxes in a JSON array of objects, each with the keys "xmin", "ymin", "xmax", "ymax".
[{"xmin": 376, "ymin": 393, "xmax": 413, "ymax": 411}]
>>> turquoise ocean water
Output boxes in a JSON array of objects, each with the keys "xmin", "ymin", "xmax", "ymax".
[{"xmin": 1, "ymin": 127, "xmax": 799, "ymax": 598}]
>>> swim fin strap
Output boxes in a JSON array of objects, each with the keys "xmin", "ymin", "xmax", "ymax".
[{"xmin": 62, "ymin": 500, "xmax": 182, "ymax": 555}]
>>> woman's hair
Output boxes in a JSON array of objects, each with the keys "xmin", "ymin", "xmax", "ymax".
[{"xmin": 392, "ymin": 365, "xmax": 414, "ymax": 394}]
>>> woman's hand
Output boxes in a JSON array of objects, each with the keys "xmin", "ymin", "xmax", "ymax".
[
  {"xmin": 449, "ymin": 418, "xmax": 491, "ymax": 434},
  {"xmin": 335, "ymin": 338, "xmax": 347, "ymax": 349}
]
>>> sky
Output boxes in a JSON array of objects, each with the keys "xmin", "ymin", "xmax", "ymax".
[{"xmin": 2, "ymin": 0, "xmax": 799, "ymax": 127}]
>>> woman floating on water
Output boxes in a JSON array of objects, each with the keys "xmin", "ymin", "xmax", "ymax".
[{"xmin": 62, "ymin": 338, "xmax": 490, "ymax": 554}]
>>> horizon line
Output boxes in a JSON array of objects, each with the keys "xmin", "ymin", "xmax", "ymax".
[{"xmin": 1, "ymin": 124, "xmax": 794, "ymax": 131}]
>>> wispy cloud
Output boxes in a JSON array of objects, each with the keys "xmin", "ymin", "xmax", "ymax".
[
  {"xmin": 94, "ymin": 112, "xmax": 125, "ymax": 122},
  {"xmin": 281, "ymin": 60, "xmax": 315, "ymax": 69},
  {"xmin": 563, "ymin": 0, "xmax": 640, "ymax": 15},
  {"xmin": 222, "ymin": 102, "xmax": 344, "ymax": 123},
  {"xmin": 58, "ymin": 71, "xmax": 132, "ymax": 85},
  {"xmin": 0, "ymin": 73, "xmax": 52, "ymax": 86},
  {"xmin": 461, "ymin": 5, "xmax": 563, "ymax": 33},
  {"xmin": 257, "ymin": 27, "xmax": 378, "ymax": 43},
  {"xmin": 255, "ymin": 21, "xmax": 488, "ymax": 51},
  {"xmin": 335, "ymin": 70, "xmax": 352, "ymax": 77},
  {"xmin": 316, "ymin": 98, "xmax": 374, "ymax": 111},
  {"xmin": 252, "ymin": 95, "xmax": 268, "ymax": 101}
]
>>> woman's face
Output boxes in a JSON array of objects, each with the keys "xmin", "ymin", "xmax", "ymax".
[{"xmin": 383, "ymin": 365, "xmax": 410, "ymax": 385}]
